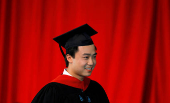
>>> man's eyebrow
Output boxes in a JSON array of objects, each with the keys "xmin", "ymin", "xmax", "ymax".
[
  {"xmin": 93, "ymin": 53, "xmax": 97, "ymax": 55},
  {"xmin": 83, "ymin": 53, "xmax": 90, "ymax": 56}
]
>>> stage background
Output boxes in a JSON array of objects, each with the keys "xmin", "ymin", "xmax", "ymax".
[{"xmin": 0, "ymin": 0, "xmax": 170, "ymax": 103}]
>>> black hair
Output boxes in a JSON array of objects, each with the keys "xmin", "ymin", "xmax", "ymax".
[{"xmin": 65, "ymin": 45, "xmax": 97, "ymax": 67}]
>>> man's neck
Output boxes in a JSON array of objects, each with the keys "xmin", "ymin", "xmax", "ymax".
[{"xmin": 66, "ymin": 67, "xmax": 84, "ymax": 81}]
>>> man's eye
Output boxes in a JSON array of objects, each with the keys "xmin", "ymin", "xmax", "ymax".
[
  {"xmin": 93, "ymin": 55, "xmax": 96, "ymax": 58},
  {"xmin": 83, "ymin": 57, "xmax": 89, "ymax": 59}
]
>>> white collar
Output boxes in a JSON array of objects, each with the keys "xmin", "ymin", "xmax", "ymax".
[{"xmin": 63, "ymin": 69, "xmax": 72, "ymax": 76}]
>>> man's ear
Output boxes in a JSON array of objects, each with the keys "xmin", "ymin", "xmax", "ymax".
[{"xmin": 66, "ymin": 54, "xmax": 73, "ymax": 63}]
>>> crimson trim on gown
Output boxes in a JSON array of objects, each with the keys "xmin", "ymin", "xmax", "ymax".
[{"xmin": 51, "ymin": 75, "xmax": 90, "ymax": 91}]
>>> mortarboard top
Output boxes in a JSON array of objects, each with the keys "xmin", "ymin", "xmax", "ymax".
[{"xmin": 53, "ymin": 24, "xmax": 97, "ymax": 57}]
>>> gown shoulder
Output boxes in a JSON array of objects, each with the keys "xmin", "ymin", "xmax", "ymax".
[
  {"xmin": 32, "ymin": 80, "xmax": 110, "ymax": 103},
  {"xmin": 31, "ymin": 82, "xmax": 66, "ymax": 103}
]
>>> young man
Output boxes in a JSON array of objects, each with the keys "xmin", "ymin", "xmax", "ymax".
[{"xmin": 32, "ymin": 24, "xmax": 109, "ymax": 103}]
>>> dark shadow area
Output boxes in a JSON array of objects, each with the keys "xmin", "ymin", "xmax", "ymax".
[
  {"xmin": 142, "ymin": 0, "xmax": 158, "ymax": 103},
  {"xmin": 1, "ymin": 0, "xmax": 12, "ymax": 102}
]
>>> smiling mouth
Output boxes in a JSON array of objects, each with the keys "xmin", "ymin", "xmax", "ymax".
[
  {"xmin": 85, "ymin": 67, "xmax": 93, "ymax": 72},
  {"xmin": 85, "ymin": 68, "xmax": 91, "ymax": 70}
]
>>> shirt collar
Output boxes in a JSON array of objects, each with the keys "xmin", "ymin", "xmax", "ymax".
[{"xmin": 63, "ymin": 68, "xmax": 72, "ymax": 76}]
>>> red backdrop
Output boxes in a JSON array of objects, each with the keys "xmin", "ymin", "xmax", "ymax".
[{"xmin": 0, "ymin": 0, "xmax": 170, "ymax": 103}]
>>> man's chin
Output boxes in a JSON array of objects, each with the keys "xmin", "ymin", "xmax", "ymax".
[{"xmin": 83, "ymin": 73, "xmax": 92, "ymax": 77}]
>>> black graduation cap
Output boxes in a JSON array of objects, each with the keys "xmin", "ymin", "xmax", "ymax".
[{"xmin": 53, "ymin": 24, "xmax": 98, "ymax": 57}]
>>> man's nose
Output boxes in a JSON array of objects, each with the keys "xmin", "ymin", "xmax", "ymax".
[{"xmin": 88, "ymin": 57, "xmax": 94, "ymax": 66}]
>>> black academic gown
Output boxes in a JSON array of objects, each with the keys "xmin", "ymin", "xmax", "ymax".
[{"xmin": 32, "ymin": 75, "xmax": 109, "ymax": 103}]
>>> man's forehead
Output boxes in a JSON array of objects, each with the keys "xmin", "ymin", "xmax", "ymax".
[{"xmin": 76, "ymin": 45, "xmax": 96, "ymax": 54}]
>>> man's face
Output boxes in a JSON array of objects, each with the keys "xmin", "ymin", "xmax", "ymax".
[{"xmin": 71, "ymin": 44, "xmax": 97, "ymax": 78}]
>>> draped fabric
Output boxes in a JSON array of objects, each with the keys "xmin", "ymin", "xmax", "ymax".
[{"xmin": 0, "ymin": 0, "xmax": 170, "ymax": 103}]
